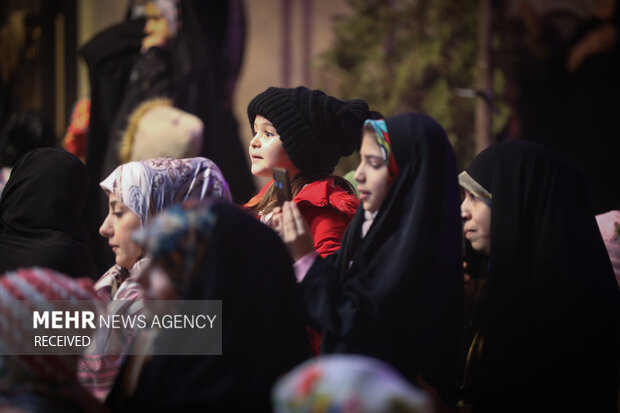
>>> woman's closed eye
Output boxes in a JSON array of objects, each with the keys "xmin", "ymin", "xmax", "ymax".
[
  {"xmin": 365, "ymin": 156, "xmax": 386, "ymax": 169},
  {"xmin": 111, "ymin": 208, "xmax": 126, "ymax": 218}
]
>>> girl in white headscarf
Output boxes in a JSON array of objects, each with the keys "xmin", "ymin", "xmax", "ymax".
[
  {"xmin": 95, "ymin": 157, "xmax": 230, "ymax": 298},
  {"xmin": 79, "ymin": 156, "xmax": 230, "ymax": 401}
]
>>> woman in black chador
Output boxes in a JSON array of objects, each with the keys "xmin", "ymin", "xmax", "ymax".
[
  {"xmin": 277, "ymin": 112, "xmax": 464, "ymax": 404},
  {"xmin": 459, "ymin": 141, "xmax": 620, "ymax": 412},
  {"xmin": 0, "ymin": 148, "xmax": 96, "ymax": 278}
]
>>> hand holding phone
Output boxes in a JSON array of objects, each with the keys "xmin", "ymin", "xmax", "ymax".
[{"xmin": 273, "ymin": 167, "xmax": 292, "ymax": 206}]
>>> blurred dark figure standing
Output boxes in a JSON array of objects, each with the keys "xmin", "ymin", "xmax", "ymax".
[
  {"xmin": 564, "ymin": 0, "xmax": 620, "ymax": 214},
  {"xmin": 0, "ymin": 110, "xmax": 55, "ymax": 196},
  {"xmin": 81, "ymin": 0, "xmax": 254, "ymax": 273},
  {"xmin": 79, "ymin": 13, "xmax": 144, "ymax": 274},
  {"xmin": 505, "ymin": 1, "xmax": 620, "ymax": 214},
  {"xmin": 0, "ymin": 77, "xmax": 7, "ymax": 130}
]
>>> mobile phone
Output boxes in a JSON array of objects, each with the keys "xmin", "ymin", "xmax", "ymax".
[{"xmin": 273, "ymin": 167, "xmax": 292, "ymax": 206}]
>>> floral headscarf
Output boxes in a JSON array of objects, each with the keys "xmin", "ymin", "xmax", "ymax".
[
  {"xmin": 100, "ymin": 157, "xmax": 231, "ymax": 227},
  {"xmin": 272, "ymin": 355, "xmax": 431, "ymax": 413}
]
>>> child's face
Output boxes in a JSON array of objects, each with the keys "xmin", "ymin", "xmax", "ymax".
[
  {"xmin": 249, "ymin": 115, "xmax": 299, "ymax": 178},
  {"xmin": 461, "ymin": 189, "xmax": 491, "ymax": 256},
  {"xmin": 99, "ymin": 193, "xmax": 143, "ymax": 270},
  {"xmin": 354, "ymin": 132, "xmax": 391, "ymax": 213}
]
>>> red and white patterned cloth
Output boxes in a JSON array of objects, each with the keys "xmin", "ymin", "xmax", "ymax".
[
  {"xmin": 0, "ymin": 267, "xmax": 107, "ymax": 413},
  {"xmin": 78, "ymin": 259, "xmax": 147, "ymax": 401}
]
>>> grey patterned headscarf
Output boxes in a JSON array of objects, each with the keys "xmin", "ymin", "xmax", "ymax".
[{"xmin": 100, "ymin": 157, "xmax": 231, "ymax": 227}]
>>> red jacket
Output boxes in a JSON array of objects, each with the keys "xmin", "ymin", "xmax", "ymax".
[
  {"xmin": 245, "ymin": 178, "xmax": 358, "ymax": 355},
  {"xmin": 245, "ymin": 178, "xmax": 359, "ymax": 257}
]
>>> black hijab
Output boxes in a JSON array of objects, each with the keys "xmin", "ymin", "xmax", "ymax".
[
  {"xmin": 299, "ymin": 112, "xmax": 463, "ymax": 403},
  {"xmin": 462, "ymin": 141, "xmax": 619, "ymax": 412},
  {"xmin": 0, "ymin": 148, "xmax": 96, "ymax": 278},
  {"xmin": 112, "ymin": 201, "xmax": 310, "ymax": 412}
]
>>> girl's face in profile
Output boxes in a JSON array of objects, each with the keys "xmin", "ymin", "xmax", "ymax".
[
  {"xmin": 249, "ymin": 115, "xmax": 299, "ymax": 178},
  {"xmin": 99, "ymin": 193, "xmax": 143, "ymax": 269},
  {"xmin": 354, "ymin": 132, "xmax": 391, "ymax": 213}
]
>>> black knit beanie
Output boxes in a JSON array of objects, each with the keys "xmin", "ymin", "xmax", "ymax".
[{"xmin": 247, "ymin": 86, "xmax": 370, "ymax": 176}]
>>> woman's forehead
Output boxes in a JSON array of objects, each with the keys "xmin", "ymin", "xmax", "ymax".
[
  {"xmin": 361, "ymin": 132, "xmax": 383, "ymax": 154},
  {"xmin": 108, "ymin": 193, "xmax": 125, "ymax": 206}
]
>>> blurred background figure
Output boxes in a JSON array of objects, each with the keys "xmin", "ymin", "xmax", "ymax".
[
  {"xmin": 118, "ymin": 98, "xmax": 203, "ymax": 163},
  {"xmin": 63, "ymin": 97, "xmax": 91, "ymax": 162},
  {"xmin": 81, "ymin": 0, "xmax": 253, "ymax": 274},
  {"xmin": 0, "ymin": 148, "xmax": 97, "ymax": 279},
  {"xmin": 0, "ymin": 110, "xmax": 55, "ymax": 197},
  {"xmin": 500, "ymin": 0, "xmax": 620, "ymax": 214}
]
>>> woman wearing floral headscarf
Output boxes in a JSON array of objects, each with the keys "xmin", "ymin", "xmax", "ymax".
[
  {"xmin": 95, "ymin": 157, "xmax": 230, "ymax": 299},
  {"xmin": 79, "ymin": 156, "xmax": 230, "ymax": 401}
]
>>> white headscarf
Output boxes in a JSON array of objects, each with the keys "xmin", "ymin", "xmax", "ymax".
[
  {"xmin": 100, "ymin": 157, "xmax": 231, "ymax": 227},
  {"xmin": 153, "ymin": 0, "xmax": 178, "ymax": 37}
]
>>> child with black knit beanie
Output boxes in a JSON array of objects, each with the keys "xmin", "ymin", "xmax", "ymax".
[
  {"xmin": 245, "ymin": 86, "xmax": 377, "ymax": 354},
  {"xmin": 245, "ymin": 86, "xmax": 378, "ymax": 255}
]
